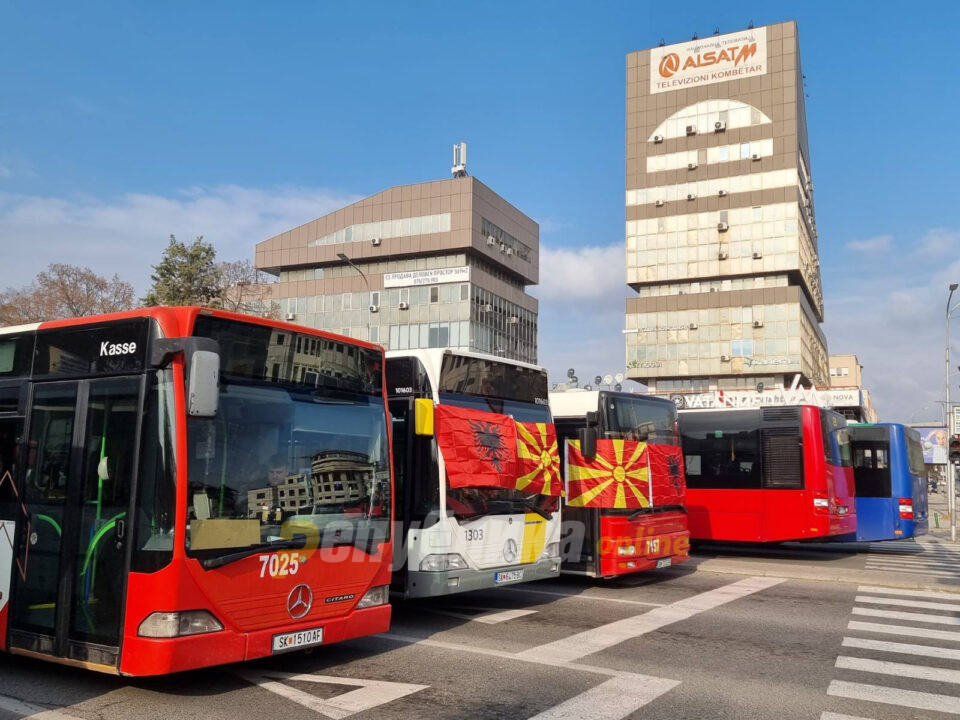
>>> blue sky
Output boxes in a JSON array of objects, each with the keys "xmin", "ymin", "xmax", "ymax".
[{"xmin": 1, "ymin": 1, "xmax": 958, "ymax": 420}]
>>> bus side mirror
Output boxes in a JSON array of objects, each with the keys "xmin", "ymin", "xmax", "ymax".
[
  {"xmin": 585, "ymin": 411, "xmax": 599, "ymax": 428},
  {"xmin": 414, "ymin": 398, "xmax": 434, "ymax": 436},
  {"xmin": 578, "ymin": 426, "xmax": 597, "ymax": 460},
  {"xmin": 187, "ymin": 350, "xmax": 220, "ymax": 418}
]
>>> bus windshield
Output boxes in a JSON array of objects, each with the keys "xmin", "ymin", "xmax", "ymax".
[
  {"xmin": 437, "ymin": 354, "xmax": 556, "ymax": 518},
  {"xmin": 600, "ymin": 394, "xmax": 678, "ymax": 445},
  {"xmin": 186, "ymin": 317, "xmax": 390, "ymax": 560}
]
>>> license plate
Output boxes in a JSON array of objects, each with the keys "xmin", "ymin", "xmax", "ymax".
[
  {"xmin": 495, "ymin": 569, "xmax": 524, "ymax": 584},
  {"xmin": 656, "ymin": 558, "xmax": 672, "ymax": 569},
  {"xmin": 645, "ymin": 538, "xmax": 662, "ymax": 555},
  {"xmin": 272, "ymin": 626, "xmax": 323, "ymax": 653}
]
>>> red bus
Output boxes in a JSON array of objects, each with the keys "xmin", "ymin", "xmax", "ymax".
[
  {"xmin": 678, "ymin": 405, "xmax": 856, "ymax": 542},
  {"xmin": 550, "ymin": 390, "xmax": 689, "ymax": 578},
  {"xmin": 0, "ymin": 307, "xmax": 393, "ymax": 675}
]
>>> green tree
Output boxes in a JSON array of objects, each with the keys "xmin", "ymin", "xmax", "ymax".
[{"xmin": 143, "ymin": 235, "xmax": 223, "ymax": 307}]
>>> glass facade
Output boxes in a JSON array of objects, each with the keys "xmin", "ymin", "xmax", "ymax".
[
  {"xmin": 307, "ymin": 212, "xmax": 451, "ymax": 247},
  {"xmin": 648, "ymin": 99, "xmax": 771, "ymax": 141},
  {"xmin": 645, "ymin": 138, "xmax": 773, "ymax": 173},
  {"xmin": 627, "ymin": 169, "xmax": 800, "ymax": 207}
]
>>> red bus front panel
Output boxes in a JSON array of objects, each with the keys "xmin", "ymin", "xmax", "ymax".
[{"xmin": 596, "ymin": 511, "xmax": 690, "ymax": 577}]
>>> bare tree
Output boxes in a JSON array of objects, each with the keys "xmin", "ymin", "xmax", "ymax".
[
  {"xmin": 0, "ymin": 263, "xmax": 135, "ymax": 325},
  {"xmin": 218, "ymin": 258, "xmax": 278, "ymax": 317}
]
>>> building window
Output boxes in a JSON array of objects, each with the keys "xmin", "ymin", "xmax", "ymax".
[
  {"xmin": 370, "ymin": 291, "xmax": 380, "ymax": 308},
  {"xmin": 430, "ymin": 286, "xmax": 439, "ymax": 303}
]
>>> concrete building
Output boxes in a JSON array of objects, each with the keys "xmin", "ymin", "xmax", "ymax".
[
  {"xmin": 253, "ymin": 163, "xmax": 540, "ymax": 364},
  {"xmin": 828, "ymin": 354, "xmax": 878, "ymax": 423},
  {"xmin": 624, "ymin": 21, "xmax": 827, "ymax": 395}
]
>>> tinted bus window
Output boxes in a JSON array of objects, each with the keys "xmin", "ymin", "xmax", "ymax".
[
  {"xmin": 34, "ymin": 320, "xmax": 149, "ymax": 377},
  {"xmin": 820, "ymin": 410, "xmax": 852, "ymax": 467},
  {"xmin": 602, "ymin": 394, "xmax": 678, "ymax": 445},
  {"xmin": 438, "ymin": 353, "xmax": 548, "ymax": 406},
  {"xmin": 851, "ymin": 440, "xmax": 892, "ymax": 497},
  {"xmin": 193, "ymin": 315, "xmax": 382, "ymax": 396},
  {"xmin": 385, "ymin": 356, "xmax": 431, "ymax": 398},
  {"xmin": 682, "ymin": 416, "xmax": 762, "ymax": 490},
  {"xmin": 0, "ymin": 335, "xmax": 34, "ymax": 379},
  {"xmin": 906, "ymin": 429, "xmax": 925, "ymax": 476}
]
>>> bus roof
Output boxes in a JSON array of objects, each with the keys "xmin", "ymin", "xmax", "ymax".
[
  {"xmin": 386, "ymin": 348, "xmax": 545, "ymax": 373},
  {"xmin": 549, "ymin": 389, "xmax": 675, "ymax": 419}
]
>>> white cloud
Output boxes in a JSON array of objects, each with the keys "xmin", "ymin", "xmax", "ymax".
[
  {"xmin": 534, "ymin": 242, "xmax": 633, "ymax": 388},
  {"xmin": 844, "ymin": 234, "xmax": 892, "ymax": 253},
  {"xmin": 0, "ymin": 185, "xmax": 362, "ymax": 293},
  {"xmin": 917, "ymin": 228, "xmax": 960, "ymax": 257}
]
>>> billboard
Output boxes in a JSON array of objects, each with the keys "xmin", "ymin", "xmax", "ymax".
[
  {"xmin": 383, "ymin": 266, "xmax": 470, "ymax": 288},
  {"xmin": 650, "ymin": 27, "xmax": 767, "ymax": 95},
  {"xmin": 916, "ymin": 426, "xmax": 948, "ymax": 465}
]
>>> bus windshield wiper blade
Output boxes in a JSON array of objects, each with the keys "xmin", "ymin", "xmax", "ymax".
[
  {"xmin": 629, "ymin": 504, "xmax": 686, "ymax": 522},
  {"xmin": 201, "ymin": 538, "xmax": 306, "ymax": 570},
  {"xmin": 511, "ymin": 498, "xmax": 552, "ymax": 521}
]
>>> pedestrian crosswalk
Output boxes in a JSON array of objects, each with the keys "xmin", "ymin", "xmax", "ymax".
[
  {"xmin": 864, "ymin": 541, "xmax": 960, "ymax": 582},
  {"xmin": 822, "ymin": 585, "xmax": 960, "ymax": 717}
]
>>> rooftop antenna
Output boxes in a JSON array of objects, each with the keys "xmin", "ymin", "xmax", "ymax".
[
  {"xmin": 658, "ymin": 38, "xmax": 665, "ymax": 46},
  {"xmin": 692, "ymin": 32, "xmax": 698, "ymax": 40},
  {"xmin": 451, "ymin": 142, "xmax": 468, "ymax": 178},
  {"xmin": 714, "ymin": 26, "xmax": 720, "ymax": 35},
  {"xmin": 748, "ymin": 20, "xmax": 754, "ymax": 29}
]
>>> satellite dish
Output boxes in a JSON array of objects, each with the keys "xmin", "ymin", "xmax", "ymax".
[
  {"xmin": 603, "ymin": 374, "xmax": 613, "ymax": 386},
  {"xmin": 567, "ymin": 368, "xmax": 576, "ymax": 379},
  {"xmin": 756, "ymin": 382, "xmax": 765, "ymax": 393},
  {"xmin": 615, "ymin": 373, "xmax": 624, "ymax": 384},
  {"xmin": 584, "ymin": 384, "xmax": 593, "ymax": 391},
  {"xmin": 594, "ymin": 375, "xmax": 603, "ymax": 385},
  {"xmin": 615, "ymin": 383, "xmax": 622, "ymax": 392}
]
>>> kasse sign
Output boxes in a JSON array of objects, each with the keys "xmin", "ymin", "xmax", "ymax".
[{"xmin": 649, "ymin": 27, "xmax": 767, "ymax": 95}]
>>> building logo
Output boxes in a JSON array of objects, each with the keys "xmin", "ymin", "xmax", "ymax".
[
  {"xmin": 650, "ymin": 27, "xmax": 767, "ymax": 94},
  {"xmin": 503, "ymin": 538, "xmax": 518, "ymax": 563},
  {"xmin": 658, "ymin": 53, "xmax": 680, "ymax": 77},
  {"xmin": 287, "ymin": 584, "xmax": 313, "ymax": 619}
]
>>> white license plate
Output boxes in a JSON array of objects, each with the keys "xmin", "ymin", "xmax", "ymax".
[
  {"xmin": 495, "ymin": 569, "xmax": 524, "ymax": 584},
  {"xmin": 656, "ymin": 558, "xmax": 672, "ymax": 569},
  {"xmin": 272, "ymin": 626, "xmax": 323, "ymax": 653}
]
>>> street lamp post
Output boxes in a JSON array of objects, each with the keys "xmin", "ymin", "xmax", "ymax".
[
  {"xmin": 337, "ymin": 252, "xmax": 371, "ymax": 342},
  {"xmin": 948, "ymin": 283, "xmax": 959, "ymax": 542}
]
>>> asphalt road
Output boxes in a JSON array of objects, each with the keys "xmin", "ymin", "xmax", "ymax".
[{"xmin": 3, "ymin": 541, "xmax": 960, "ymax": 719}]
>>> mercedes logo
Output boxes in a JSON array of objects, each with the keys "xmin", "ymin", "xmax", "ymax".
[
  {"xmin": 287, "ymin": 584, "xmax": 313, "ymax": 620},
  {"xmin": 503, "ymin": 538, "xmax": 518, "ymax": 563}
]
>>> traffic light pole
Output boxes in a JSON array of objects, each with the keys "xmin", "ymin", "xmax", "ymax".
[{"xmin": 948, "ymin": 283, "xmax": 958, "ymax": 542}]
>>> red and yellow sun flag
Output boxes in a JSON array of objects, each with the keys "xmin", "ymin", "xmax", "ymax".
[
  {"xmin": 515, "ymin": 422, "xmax": 563, "ymax": 496},
  {"xmin": 566, "ymin": 439, "xmax": 651, "ymax": 509}
]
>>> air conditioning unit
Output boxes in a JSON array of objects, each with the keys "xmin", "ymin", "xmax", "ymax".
[
  {"xmin": 652, "ymin": 134, "xmax": 664, "ymax": 143},
  {"xmin": 285, "ymin": 312, "xmax": 296, "ymax": 321},
  {"xmin": 720, "ymin": 354, "xmax": 731, "ymax": 362},
  {"xmin": 369, "ymin": 305, "xmax": 380, "ymax": 313},
  {"xmin": 506, "ymin": 247, "xmax": 514, "ymax": 256},
  {"xmin": 685, "ymin": 125, "xmax": 696, "ymax": 135},
  {"xmin": 752, "ymin": 320, "xmax": 764, "ymax": 328},
  {"xmin": 709, "ymin": 287, "xmax": 718, "ymax": 292},
  {"xmin": 398, "ymin": 301, "xmax": 409, "ymax": 310},
  {"xmin": 483, "ymin": 304, "xmax": 493, "ymax": 313},
  {"xmin": 718, "ymin": 250, "xmax": 729, "ymax": 260},
  {"xmin": 371, "ymin": 237, "xmax": 381, "ymax": 246},
  {"xmin": 688, "ymin": 322, "xmax": 698, "ymax": 330},
  {"xmin": 685, "ymin": 193, "xmax": 695, "ymax": 201},
  {"xmin": 500, "ymin": 244, "xmax": 507, "ymax": 252},
  {"xmin": 752, "ymin": 251, "xmax": 762, "ymax": 259},
  {"xmin": 487, "ymin": 236, "xmax": 497, "ymax": 246},
  {"xmin": 718, "ymin": 189, "xmax": 727, "ymax": 197},
  {"xmin": 714, "ymin": 121, "xmax": 726, "ymax": 132},
  {"xmin": 751, "ymin": 153, "xmax": 761, "ymax": 161},
  {"xmin": 687, "ymin": 162, "xmax": 698, "ymax": 170},
  {"xmin": 507, "ymin": 316, "xmax": 519, "ymax": 325},
  {"xmin": 717, "ymin": 222, "xmax": 729, "ymax": 232},
  {"xmin": 655, "ymin": 199, "xmax": 665, "ymax": 207}
]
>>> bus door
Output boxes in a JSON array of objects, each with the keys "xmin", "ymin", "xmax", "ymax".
[
  {"xmin": 9, "ymin": 376, "xmax": 141, "ymax": 667},
  {"xmin": 0, "ymin": 409, "xmax": 24, "ymax": 650}
]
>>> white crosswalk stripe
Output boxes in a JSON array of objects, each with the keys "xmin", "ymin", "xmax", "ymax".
[
  {"xmin": 821, "ymin": 585, "xmax": 960, "ymax": 716},
  {"xmin": 863, "ymin": 540, "xmax": 960, "ymax": 582}
]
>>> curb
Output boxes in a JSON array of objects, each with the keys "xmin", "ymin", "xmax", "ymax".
[{"xmin": 672, "ymin": 558, "xmax": 960, "ymax": 595}]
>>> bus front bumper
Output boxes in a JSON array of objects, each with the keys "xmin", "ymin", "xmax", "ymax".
[{"xmin": 404, "ymin": 557, "xmax": 561, "ymax": 599}]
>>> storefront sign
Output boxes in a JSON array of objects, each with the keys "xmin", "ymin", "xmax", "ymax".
[
  {"xmin": 383, "ymin": 266, "xmax": 470, "ymax": 288},
  {"xmin": 650, "ymin": 27, "xmax": 767, "ymax": 95},
  {"xmin": 667, "ymin": 384, "xmax": 861, "ymax": 411}
]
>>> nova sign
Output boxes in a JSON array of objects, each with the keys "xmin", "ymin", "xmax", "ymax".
[{"xmin": 649, "ymin": 27, "xmax": 767, "ymax": 94}]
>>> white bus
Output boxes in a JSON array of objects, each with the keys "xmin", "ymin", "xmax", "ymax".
[{"xmin": 386, "ymin": 349, "xmax": 562, "ymax": 598}]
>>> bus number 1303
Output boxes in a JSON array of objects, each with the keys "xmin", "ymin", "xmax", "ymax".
[
  {"xmin": 259, "ymin": 552, "xmax": 301, "ymax": 578},
  {"xmin": 465, "ymin": 528, "xmax": 484, "ymax": 542}
]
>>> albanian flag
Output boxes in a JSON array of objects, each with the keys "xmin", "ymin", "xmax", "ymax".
[
  {"xmin": 566, "ymin": 439, "xmax": 651, "ymax": 509},
  {"xmin": 515, "ymin": 422, "xmax": 563, "ymax": 496},
  {"xmin": 648, "ymin": 444, "xmax": 686, "ymax": 507},
  {"xmin": 435, "ymin": 404, "xmax": 518, "ymax": 488}
]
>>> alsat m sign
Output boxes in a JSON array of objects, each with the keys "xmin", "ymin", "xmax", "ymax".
[{"xmin": 650, "ymin": 27, "xmax": 767, "ymax": 95}]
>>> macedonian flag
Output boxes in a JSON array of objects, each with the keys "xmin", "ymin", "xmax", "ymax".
[
  {"xmin": 566, "ymin": 439, "xmax": 651, "ymax": 509},
  {"xmin": 515, "ymin": 422, "xmax": 563, "ymax": 496}
]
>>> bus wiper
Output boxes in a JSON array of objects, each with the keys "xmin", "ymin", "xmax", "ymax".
[
  {"xmin": 201, "ymin": 537, "xmax": 307, "ymax": 570},
  {"xmin": 515, "ymin": 499, "xmax": 553, "ymax": 521},
  {"xmin": 629, "ymin": 504, "xmax": 686, "ymax": 521}
]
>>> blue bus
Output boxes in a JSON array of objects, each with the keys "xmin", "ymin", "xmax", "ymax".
[{"xmin": 845, "ymin": 423, "xmax": 928, "ymax": 541}]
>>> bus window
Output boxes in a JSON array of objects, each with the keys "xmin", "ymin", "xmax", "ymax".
[
  {"xmin": 603, "ymin": 395, "xmax": 678, "ymax": 444},
  {"xmin": 851, "ymin": 440, "xmax": 892, "ymax": 497},
  {"xmin": 684, "ymin": 428, "xmax": 762, "ymax": 490}
]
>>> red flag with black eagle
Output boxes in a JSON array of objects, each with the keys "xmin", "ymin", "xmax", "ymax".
[{"xmin": 434, "ymin": 404, "xmax": 518, "ymax": 488}]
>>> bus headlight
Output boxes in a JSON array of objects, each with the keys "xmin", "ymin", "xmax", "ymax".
[
  {"xmin": 419, "ymin": 553, "xmax": 469, "ymax": 572},
  {"xmin": 138, "ymin": 610, "xmax": 223, "ymax": 638},
  {"xmin": 356, "ymin": 585, "xmax": 390, "ymax": 609},
  {"xmin": 542, "ymin": 542, "xmax": 560, "ymax": 559},
  {"xmin": 617, "ymin": 545, "xmax": 636, "ymax": 556}
]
